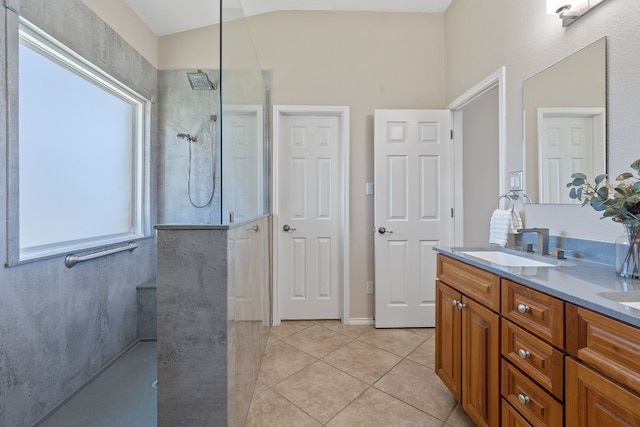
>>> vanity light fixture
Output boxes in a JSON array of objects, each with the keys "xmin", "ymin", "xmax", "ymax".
[{"xmin": 546, "ymin": 0, "xmax": 608, "ymax": 27}]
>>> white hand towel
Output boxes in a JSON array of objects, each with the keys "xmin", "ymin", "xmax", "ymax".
[
  {"xmin": 489, "ymin": 209, "xmax": 511, "ymax": 246},
  {"xmin": 510, "ymin": 210, "xmax": 523, "ymax": 234}
]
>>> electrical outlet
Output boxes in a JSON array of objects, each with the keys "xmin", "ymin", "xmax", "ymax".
[{"xmin": 366, "ymin": 281, "xmax": 374, "ymax": 294}]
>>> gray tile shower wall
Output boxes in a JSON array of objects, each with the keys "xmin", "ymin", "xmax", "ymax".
[
  {"xmin": 156, "ymin": 216, "xmax": 271, "ymax": 427},
  {"xmin": 0, "ymin": 1, "xmax": 158, "ymax": 426},
  {"xmin": 157, "ymin": 69, "xmax": 222, "ymax": 224}
]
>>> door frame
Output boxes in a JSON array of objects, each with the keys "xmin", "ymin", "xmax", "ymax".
[
  {"xmin": 272, "ymin": 105, "xmax": 350, "ymax": 326},
  {"xmin": 447, "ymin": 67, "xmax": 506, "ymax": 246}
]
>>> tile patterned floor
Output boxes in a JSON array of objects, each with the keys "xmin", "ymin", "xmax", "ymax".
[{"xmin": 246, "ymin": 320, "xmax": 475, "ymax": 426}]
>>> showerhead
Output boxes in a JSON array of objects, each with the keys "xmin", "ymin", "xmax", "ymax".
[{"xmin": 187, "ymin": 70, "xmax": 217, "ymax": 91}]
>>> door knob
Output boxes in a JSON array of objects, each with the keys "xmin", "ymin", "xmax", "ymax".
[
  {"xmin": 378, "ymin": 227, "xmax": 393, "ymax": 235},
  {"xmin": 283, "ymin": 224, "xmax": 296, "ymax": 232}
]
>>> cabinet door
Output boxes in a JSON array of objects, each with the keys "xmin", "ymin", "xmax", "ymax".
[
  {"xmin": 435, "ymin": 280, "xmax": 462, "ymax": 401},
  {"xmin": 566, "ymin": 303, "xmax": 640, "ymax": 395},
  {"xmin": 566, "ymin": 357, "xmax": 640, "ymax": 426},
  {"xmin": 462, "ymin": 296, "xmax": 501, "ymax": 427},
  {"xmin": 502, "ymin": 399, "xmax": 533, "ymax": 427}
]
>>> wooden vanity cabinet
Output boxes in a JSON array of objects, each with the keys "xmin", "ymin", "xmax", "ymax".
[
  {"xmin": 436, "ymin": 252, "xmax": 640, "ymax": 426},
  {"xmin": 565, "ymin": 303, "xmax": 640, "ymax": 425},
  {"xmin": 436, "ymin": 255, "xmax": 501, "ymax": 427}
]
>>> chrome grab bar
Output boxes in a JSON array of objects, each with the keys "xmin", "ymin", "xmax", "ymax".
[{"xmin": 65, "ymin": 242, "xmax": 138, "ymax": 268}]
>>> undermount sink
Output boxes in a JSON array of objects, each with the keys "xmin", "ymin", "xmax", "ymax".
[
  {"xmin": 598, "ymin": 292, "xmax": 640, "ymax": 309},
  {"xmin": 461, "ymin": 250, "xmax": 556, "ymax": 267}
]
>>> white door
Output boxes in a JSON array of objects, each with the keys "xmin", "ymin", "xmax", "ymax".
[
  {"xmin": 538, "ymin": 110, "xmax": 604, "ymax": 204},
  {"xmin": 222, "ymin": 106, "xmax": 264, "ymax": 223},
  {"xmin": 374, "ymin": 109, "xmax": 453, "ymax": 328},
  {"xmin": 275, "ymin": 110, "xmax": 347, "ymax": 320}
]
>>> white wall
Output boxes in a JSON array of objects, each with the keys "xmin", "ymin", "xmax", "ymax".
[{"xmin": 445, "ymin": 0, "xmax": 640, "ymax": 241}]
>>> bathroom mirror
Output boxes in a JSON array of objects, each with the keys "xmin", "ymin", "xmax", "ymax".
[{"xmin": 523, "ymin": 37, "xmax": 607, "ymax": 204}]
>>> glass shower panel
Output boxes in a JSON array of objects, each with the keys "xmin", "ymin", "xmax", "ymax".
[{"xmin": 220, "ymin": 1, "xmax": 269, "ymax": 224}]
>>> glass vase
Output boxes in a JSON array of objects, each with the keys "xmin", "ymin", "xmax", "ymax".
[{"xmin": 616, "ymin": 224, "xmax": 640, "ymax": 279}]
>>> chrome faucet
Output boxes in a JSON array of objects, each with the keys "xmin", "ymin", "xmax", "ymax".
[{"xmin": 514, "ymin": 228, "xmax": 550, "ymax": 255}]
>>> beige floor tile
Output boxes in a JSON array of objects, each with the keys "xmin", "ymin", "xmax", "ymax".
[
  {"xmin": 245, "ymin": 389, "xmax": 322, "ymax": 427},
  {"xmin": 282, "ymin": 324, "xmax": 353, "ymax": 358},
  {"xmin": 326, "ymin": 388, "xmax": 443, "ymax": 427},
  {"xmin": 322, "ymin": 340, "xmax": 402, "ymax": 384},
  {"xmin": 253, "ymin": 379, "xmax": 270, "ymax": 397},
  {"xmin": 407, "ymin": 335, "xmax": 436, "ymax": 369},
  {"xmin": 405, "ymin": 327, "xmax": 436, "ymax": 339},
  {"xmin": 445, "ymin": 404, "xmax": 475, "ymax": 427},
  {"xmin": 375, "ymin": 359, "xmax": 457, "ymax": 421},
  {"xmin": 257, "ymin": 340, "xmax": 316, "ymax": 387},
  {"xmin": 358, "ymin": 328, "xmax": 427, "ymax": 357},
  {"xmin": 273, "ymin": 361, "xmax": 368, "ymax": 424},
  {"xmin": 320, "ymin": 320, "xmax": 375, "ymax": 338},
  {"xmin": 269, "ymin": 320, "xmax": 319, "ymax": 340}
]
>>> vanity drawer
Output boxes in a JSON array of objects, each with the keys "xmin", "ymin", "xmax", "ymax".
[
  {"xmin": 437, "ymin": 254, "xmax": 501, "ymax": 311},
  {"xmin": 501, "ymin": 319, "xmax": 564, "ymax": 400},
  {"xmin": 501, "ymin": 360, "xmax": 563, "ymax": 427},
  {"xmin": 502, "ymin": 399, "xmax": 533, "ymax": 427},
  {"xmin": 566, "ymin": 303, "xmax": 640, "ymax": 395},
  {"xmin": 501, "ymin": 280, "xmax": 564, "ymax": 349}
]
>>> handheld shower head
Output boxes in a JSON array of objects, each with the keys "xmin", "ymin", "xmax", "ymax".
[
  {"xmin": 187, "ymin": 70, "xmax": 217, "ymax": 91},
  {"xmin": 177, "ymin": 133, "xmax": 197, "ymax": 143}
]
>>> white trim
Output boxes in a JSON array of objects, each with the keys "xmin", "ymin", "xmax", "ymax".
[
  {"xmin": 447, "ymin": 67, "xmax": 506, "ymax": 246},
  {"xmin": 271, "ymin": 105, "xmax": 350, "ymax": 326}
]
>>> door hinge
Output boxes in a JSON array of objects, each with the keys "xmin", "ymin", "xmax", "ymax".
[
  {"xmin": 451, "ymin": 208, "xmax": 454, "ymax": 218},
  {"xmin": 450, "ymin": 129, "xmax": 454, "ymax": 140}
]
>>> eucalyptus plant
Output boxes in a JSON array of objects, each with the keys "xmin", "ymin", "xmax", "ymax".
[{"xmin": 566, "ymin": 159, "xmax": 640, "ymax": 226}]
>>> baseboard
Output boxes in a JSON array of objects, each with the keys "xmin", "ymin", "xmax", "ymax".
[{"xmin": 348, "ymin": 317, "xmax": 375, "ymax": 325}]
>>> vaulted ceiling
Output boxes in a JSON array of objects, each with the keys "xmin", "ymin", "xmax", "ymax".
[{"xmin": 125, "ymin": 0, "xmax": 453, "ymax": 36}]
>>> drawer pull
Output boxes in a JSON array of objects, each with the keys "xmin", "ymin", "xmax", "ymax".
[
  {"xmin": 517, "ymin": 303, "xmax": 530, "ymax": 313},
  {"xmin": 518, "ymin": 394, "xmax": 531, "ymax": 404},
  {"xmin": 518, "ymin": 349, "xmax": 531, "ymax": 359}
]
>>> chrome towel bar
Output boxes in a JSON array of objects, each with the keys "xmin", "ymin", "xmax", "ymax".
[{"xmin": 65, "ymin": 242, "xmax": 138, "ymax": 268}]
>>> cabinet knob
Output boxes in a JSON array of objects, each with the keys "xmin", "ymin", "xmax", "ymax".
[
  {"xmin": 518, "ymin": 394, "xmax": 531, "ymax": 404},
  {"xmin": 452, "ymin": 299, "xmax": 459, "ymax": 307},
  {"xmin": 518, "ymin": 349, "xmax": 531, "ymax": 359},
  {"xmin": 456, "ymin": 302, "xmax": 466, "ymax": 309},
  {"xmin": 517, "ymin": 303, "xmax": 530, "ymax": 314}
]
